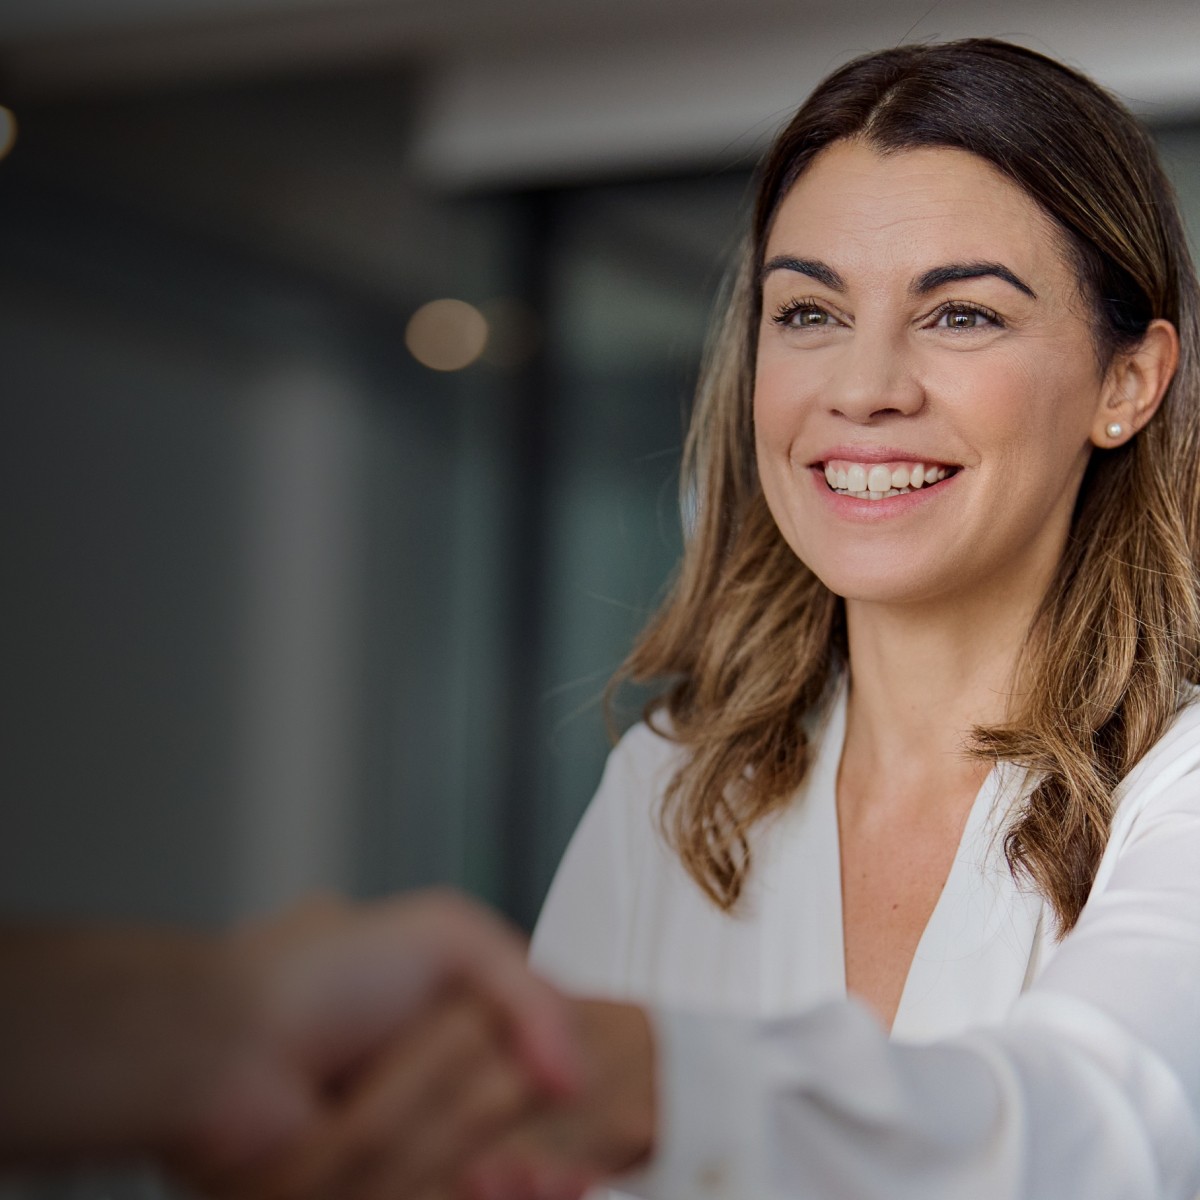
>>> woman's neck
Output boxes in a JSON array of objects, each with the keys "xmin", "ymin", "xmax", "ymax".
[{"xmin": 841, "ymin": 588, "xmax": 1037, "ymax": 797}]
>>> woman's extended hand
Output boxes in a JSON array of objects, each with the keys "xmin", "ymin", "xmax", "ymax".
[{"xmin": 454, "ymin": 998, "xmax": 657, "ymax": 1200}]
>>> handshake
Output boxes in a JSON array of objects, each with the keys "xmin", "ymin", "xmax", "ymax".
[{"xmin": 0, "ymin": 892, "xmax": 657, "ymax": 1200}]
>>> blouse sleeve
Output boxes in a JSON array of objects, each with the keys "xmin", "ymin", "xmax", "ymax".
[{"xmin": 620, "ymin": 761, "xmax": 1200, "ymax": 1200}]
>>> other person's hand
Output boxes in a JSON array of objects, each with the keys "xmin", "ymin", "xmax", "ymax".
[
  {"xmin": 0, "ymin": 889, "xmax": 579, "ymax": 1197},
  {"xmin": 455, "ymin": 998, "xmax": 656, "ymax": 1200}
]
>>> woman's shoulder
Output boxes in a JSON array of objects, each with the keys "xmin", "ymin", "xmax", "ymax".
[
  {"xmin": 530, "ymin": 717, "xmax": 690, "ymax": 989},
  {"xmin": 1107, "ymin": 686, "xmax": 1200, "ymax": 846},
  {"xmin": 1116, "ymin": 686, "xmax": 1200, "ymax": 802},
  {"xmin": 596, "ymin": 715, "xmax": 690, "ymax": 812},
  {"xmin": 612, "ymin": 711, "xmax": 684, "ymax": 760}
]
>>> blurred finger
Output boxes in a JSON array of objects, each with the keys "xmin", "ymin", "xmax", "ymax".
[
  {"xmin": 251, "ymin": 990, "xmax": 505, "ymax": 1200},
  {"xmin": 385, "ymin": 893, "xmax": 580, "ymax": 1100},
  {"xmin": 353, "ymin": 1044, "xmax": 531, "ymax": 1200},
  {"xmin": 458, "ymin": 1151, "xmax": 596, "ymax": 1200}
]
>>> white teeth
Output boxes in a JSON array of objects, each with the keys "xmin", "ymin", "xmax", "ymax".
[
  {"xmin": 847, "ymin": 487, "xmax": 912, "ymax": 500},
  {"xmin": 822, "ymin": 458, "xmax": 955, "ymax": 500},
  {"xmin": 867, "ymin": 465, "xmax": 893, "ymax": 492}
]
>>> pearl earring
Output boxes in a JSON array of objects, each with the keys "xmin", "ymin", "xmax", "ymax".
[{"xmin": 1106, "ymin": 422, "xmax": 1124, "ymax": 439}]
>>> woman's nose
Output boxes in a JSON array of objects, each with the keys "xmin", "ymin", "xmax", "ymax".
[{"xmin": 827, "ymin": 332, "xmax": 924, "ymax": 423}]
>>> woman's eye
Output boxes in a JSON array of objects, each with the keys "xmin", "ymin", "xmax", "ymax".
[
  {"xmin": 932, "ymin": 304, "xmax": 1002, "ymax": 331},
  {"xmin": 774, "ymin": 302, "xmax": 836, "ymax": 328}
]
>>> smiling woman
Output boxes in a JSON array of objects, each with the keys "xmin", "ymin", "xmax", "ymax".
[
  {"xmin": 520, "ymin": 37, "xmax": 1200, "ymax": 1200},
  {"xmin": 755, "ymin": 142, "xmax": 1175, "ymax": 618}
]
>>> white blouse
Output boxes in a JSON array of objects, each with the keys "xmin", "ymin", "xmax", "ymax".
[{"xmin": 530, "ymin": 682, "xmax": 1200, "ymax": 1199}]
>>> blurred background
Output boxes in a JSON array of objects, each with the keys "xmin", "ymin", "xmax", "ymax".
[{"xmin": 5, "ymin": 0, "xmax": 1200, "ymax": 953}]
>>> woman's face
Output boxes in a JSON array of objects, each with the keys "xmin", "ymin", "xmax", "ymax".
[{"xmin": 754, "ymin": 139, "xmax": 1116, "ymax": 612}]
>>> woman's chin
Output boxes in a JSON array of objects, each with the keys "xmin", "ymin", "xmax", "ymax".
[{"xmin": 805, "ymin": 562, "xmax": 962, "ymax": 610}]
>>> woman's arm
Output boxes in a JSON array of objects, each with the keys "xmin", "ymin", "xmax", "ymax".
[{"xmin": 474, "ymin": 755, "xmax": 1200, "ymax": 1199}]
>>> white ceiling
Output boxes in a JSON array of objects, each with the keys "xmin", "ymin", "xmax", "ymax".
[{"xmin": 3, "ymin": 0, "xmax": 1200, "ymax": 186}]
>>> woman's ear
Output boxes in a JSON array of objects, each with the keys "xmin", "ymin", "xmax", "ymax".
[{"xmin": 1091, "ymin": 318, "xmax": 1180, "ymax": 447}]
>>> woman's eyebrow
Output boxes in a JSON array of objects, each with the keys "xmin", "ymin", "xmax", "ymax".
[
  {"xmin": 759, "ymin": 256, "xmax": 845, "ymax": 290},
  {"xmin": 913, "ymin": 262, "xmax": 1037, "ymax": 299},
  {"xmin": 759, "ymin": 256, "xmax": 1036, "ymax": 300}
]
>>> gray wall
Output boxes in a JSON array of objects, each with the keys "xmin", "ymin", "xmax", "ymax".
[{"xmin": 0, "ymin": 74, "xmax": 746, "ymax": 934}]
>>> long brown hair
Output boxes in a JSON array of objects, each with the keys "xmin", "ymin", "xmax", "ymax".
[{"xmin": 616, "ymin": 39, "xmax": 1200, "ymax": 933}]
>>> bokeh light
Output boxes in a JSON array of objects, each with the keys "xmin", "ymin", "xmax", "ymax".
[{"xmin": 405, "ymin": 298, "xmax": 489, "ymax": 371}]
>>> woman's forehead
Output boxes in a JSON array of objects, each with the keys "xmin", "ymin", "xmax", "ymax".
[{"xmin": 763, "ymin": 141, "xmax": 1071, "ymax": 290}]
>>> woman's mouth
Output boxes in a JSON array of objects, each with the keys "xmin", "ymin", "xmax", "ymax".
[{"xmin": 819, "ymin": 458, "xmax": 959, "ymax": 500}]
